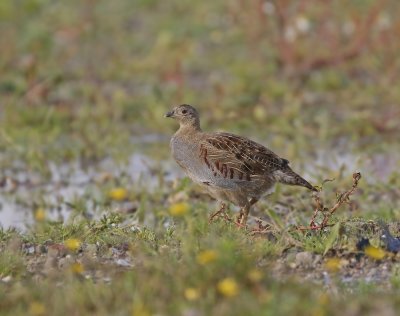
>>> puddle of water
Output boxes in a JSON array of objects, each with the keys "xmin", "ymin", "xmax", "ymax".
[
  {"xmin": 304, "ymin": 148, "xmax": 399, "ymax": 185},
  {"xmin": 0, "ymin": 199, "xmax": 31, "ymax": 230},
  {"xmin": 0, "ymin": 149, "xmax": 182, "ymax": 231},
  {"xmin": 1, "ymin": 137, "xmax": 399, "ymax": 231}
]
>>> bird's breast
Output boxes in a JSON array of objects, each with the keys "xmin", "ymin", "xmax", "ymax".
[
  {"xmin": 170, "ymin": 136, "xmax": 232, "ymax": 187},
  {"xmin": 170, "ymin": 136, "xmax": 197, "ymax": 168}
]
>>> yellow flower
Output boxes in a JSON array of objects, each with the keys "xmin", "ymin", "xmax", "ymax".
[
  {"xmin": 325, "ymin": 258, "xmax": 341, "ymax": 272},
  {"xmin": 247, "ymin": 269, "xmax": 263, "ymax": 282},
  {"xmin": 29, "ymin": 301, "xmax": 45, "ymax": 316},
  {"xmin": 34, "ymin": 208, "xmax": 46, "ymax": 222},
  {"xmin": 196, "ymin": 250, "xmax": 218, "ymax": 265},
  {"xmin": 365, "ymin": 245, "xmax": 386, "ymax": 260},
  {"xmin": 184, "ymin": 288, "xmax": 200, "ymax": 301},
  {"xmin": 109, "ymin": 187, "xmax": 128, "ymax": 201},
  {"xmin": 169, "ymin": 202, "xmax": 189, "ymax": 217},
  {"xmin": 71, "ymin": 262, "xmax": 84, "ymax": 274},
  {"xmin": 217, "ymin": 277, "xmax": 239, "ymax": 297},
  {"xmin": 64, "ymin": 238, "xmax": 81, "ymax": 251}
]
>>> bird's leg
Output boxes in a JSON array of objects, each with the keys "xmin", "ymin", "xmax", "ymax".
[
  {"xmin": 236, "ymin": 211, "xmax": 243, "ymax": 225},
  {"xmin": 209, "ymin": 202, "xmax": 229, "ymax": 223},
  {"xmin": 236, "ymin": 204, "xmax": 251, "ymax": 227},
  {"xmin": 235, "ymin": 198, "xmax": 257, "ymax": 227}
]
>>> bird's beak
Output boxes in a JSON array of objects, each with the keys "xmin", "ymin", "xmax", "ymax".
[{"xmin": 165, "ymin": 110, "xmax": 174, "ymax": 118}]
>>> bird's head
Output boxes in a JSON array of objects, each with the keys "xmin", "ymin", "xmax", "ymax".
[{"xmin": 165, "ymin": 104, "xmax": 200, "ymax": 129}]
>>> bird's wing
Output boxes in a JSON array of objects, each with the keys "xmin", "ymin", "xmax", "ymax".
[{"xmin": 199, "ymin": 132, "xmax": 289, "ymax": 181}]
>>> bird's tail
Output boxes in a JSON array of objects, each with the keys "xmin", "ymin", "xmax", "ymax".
[{"xmin": 273, "ymin": 167, "xmax": 317, "ymax": 191}]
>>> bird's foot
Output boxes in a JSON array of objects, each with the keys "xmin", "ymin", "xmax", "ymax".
[
  {"xmin": 209, "ymin": 205, "xmax": 247, "ymax": 228},
  {"xmin": 235, "ymin": 213, "xmax": 248, "ymax": 229},
  {"xmin": 249, "ymin": 218, "xmax": 271, "ymax": 235},
  {"xmin": 209, "ymin": 204, "xmax": 230, "ymax": 223}
]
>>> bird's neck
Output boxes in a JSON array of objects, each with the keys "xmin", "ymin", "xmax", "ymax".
[{"xmin": 176, "ymin": 122, "xmax": 202, "ymax": 137}]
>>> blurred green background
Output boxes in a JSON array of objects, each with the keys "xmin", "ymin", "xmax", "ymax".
[{"xmin": 1, "ymin": 0, "xmax": 399, "ymax": 171}]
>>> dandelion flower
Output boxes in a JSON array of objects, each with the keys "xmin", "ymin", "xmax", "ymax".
[
  {"xmin": 34, "ymin": 208, "xmax": 46, "ymax": 222},
  {"xmin": 71, "ymin": 262, "xmax": 84, "ymax": 274},
  {"xmin": 109, "ymin": 187, "xmax": 128, "ymax": 201},
  {"xmin": 184, "ymin": 288, "xmax": 200, "ymax": 301},
  {"xmin": 169, "ymin": 202, "xmax": 189, "ymax": 217},
  {"xmin": 64, "ymin": 238, "xmax": 81, "ymax": 251},
  {"xmin": 196, "ymin": 250, "xmax": 218, "ymax": 265},
  {"xmin": 325, "ymin": 258, "xmax": 341, "ymax": 272},
  {"xmin": 217, "ymin": 277, "xmax": 239, "ymax": 297},
  {"xmin": 365, "ymin": 245, "xmax": 385, "ymax": 260}
]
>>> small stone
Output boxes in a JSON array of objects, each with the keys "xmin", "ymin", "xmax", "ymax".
[
  {"xmin": 47, "ymin": 244, "xmax": 67, "ymax": 258},
  {"xmin": 115, "ymin": 258, "xmax": 133, "ymax": 267},
  {"xmin": 58, "ymin": 255, "xmax": 74, "ymax": 270},
  {"xmin": 1, "ymin": 275, "xmax": 12, "ymax": 283},
  {"xmin": 23, "ymin": 244, "xmax": 35, "ymax": 255},
  {"xmin": 295, "ymin": 251, "xmax": 314, "ymax": 268},
  {"xmin": 85, "ymin": 244, "xmax": 97, "ymax": 257},
  {"xmin": 313, "ymin": 254, "xmax": 322, "ymax": 265}
]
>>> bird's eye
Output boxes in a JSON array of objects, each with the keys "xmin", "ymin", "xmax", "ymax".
[{"xmin": 182, "ymin": 109, "xmax": 188, "ymax": 114}]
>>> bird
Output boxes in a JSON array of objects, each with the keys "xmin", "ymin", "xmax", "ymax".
[{"xmin": 165, "ymin": 104, "xmax": 317, "ymax": 225}]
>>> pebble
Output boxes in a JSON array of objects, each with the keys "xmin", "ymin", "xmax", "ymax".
[
  {"xmin": 85, "ymin": 244, "xmax": 98, "ymax": 257},
  {"xmin": 1, "ymin": 275, "xmax": 12, "ymax": 283},
  {"xmin": 115, "ymin": 258, "xmax": 133, "ymax": 267},
  {"xmin": 295, "ymin": 251, "xmax": 314, "ymax": 268}
]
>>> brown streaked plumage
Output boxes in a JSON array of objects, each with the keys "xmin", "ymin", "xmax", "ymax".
[{"xmin": 166, "ymin": 104, "xmax": 317, "ymax": 225}]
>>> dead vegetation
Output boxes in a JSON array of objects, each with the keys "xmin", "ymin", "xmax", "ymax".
[{"xmin": 299, "ymin": 172, "xmax": 362, "ymax": 231}]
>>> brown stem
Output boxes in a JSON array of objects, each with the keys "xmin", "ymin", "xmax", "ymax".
[{"xmin": 299, "ymin": 172, "xmax": 362, "ymax": 231}]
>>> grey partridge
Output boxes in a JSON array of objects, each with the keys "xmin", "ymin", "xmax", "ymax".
[{"xmin": 166, "ymin": 104, "xmax": 317, "ymax": 225}]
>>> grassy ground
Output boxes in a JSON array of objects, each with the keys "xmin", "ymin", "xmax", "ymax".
[{"xmin": 1, "ymin": 0, "xmax": 400, "ymax": 315}]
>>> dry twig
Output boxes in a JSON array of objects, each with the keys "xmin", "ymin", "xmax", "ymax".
[{"xmin": 298, "ymin": 172, "xmax": 362, "ymax": 231}]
